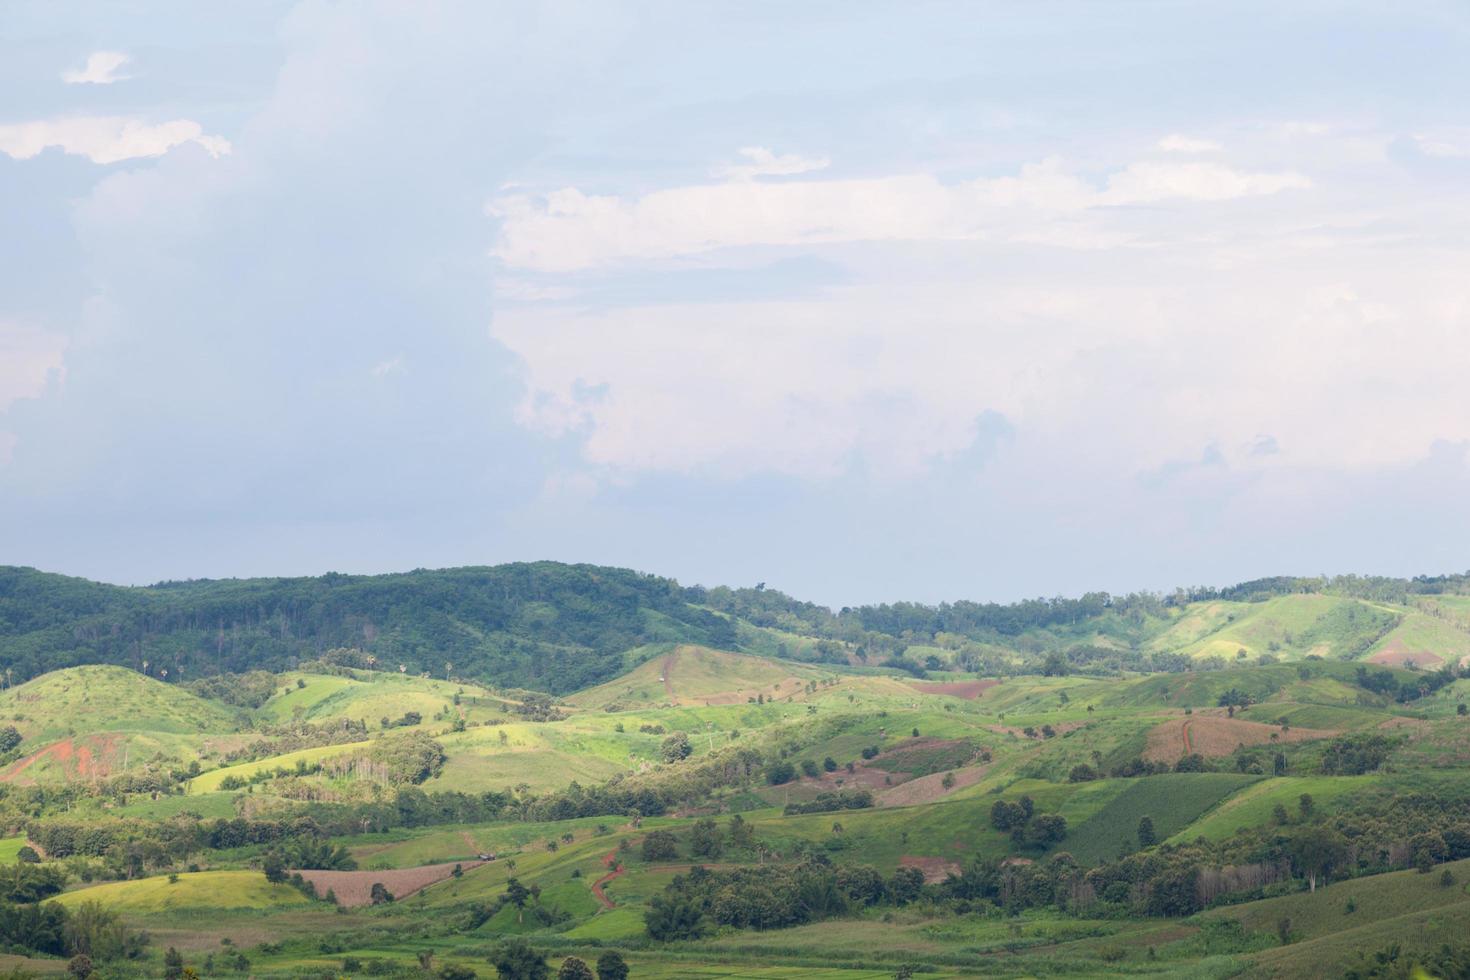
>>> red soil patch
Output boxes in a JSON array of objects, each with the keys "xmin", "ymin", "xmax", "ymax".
[
  {"xmin": 293, "ymin": 860, "xmax": 485, "ymax": 907},
  {"xmin": 2, "ymin": 734, "xmax": 120, "ymax": 785},
  {"xmin": 1368, "ymin": 642, "xmax": 1445, "ymax": 669},
  {"xmin": 905, "ymin": 679, "xmax": 999, "ymax": 700},
  {"xmin": 1143, "ymin": 716, "xmax": 1335, "ymax": 762},
  {"xmin": 899, "ymin": 855, "xmax": 962, "ymax": 884},
  {"xmin": 878, "ymin": 763, "xmax": 990, "ymax": 807},
  {"xmin": 592, "ymin": 849, "xmax": 624, "ymax": 909}
]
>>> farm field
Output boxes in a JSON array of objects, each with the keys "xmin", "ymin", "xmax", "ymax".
[{"xmin": 3, "ymin": 566, "xmax": 1470, "ymax": 977}]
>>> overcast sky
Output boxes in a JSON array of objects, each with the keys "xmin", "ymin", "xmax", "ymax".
[{"xmin": 2, "ymin": 1, "xmax": 1469, "ymax": 606}]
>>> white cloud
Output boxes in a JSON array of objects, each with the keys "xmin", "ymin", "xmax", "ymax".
[
  {"xmin": 1414, "ymin": 132, "xmax": 1470, "ymax": 158},
  {"xmin": 490, "ymin": 157, "xmax": 1310, "ymax": 271},
  {"xmin": 0, "ymin": 116, "xmax": 230, "ymax": 165},
  {"xmin": 492, "ymin": 230, "xmax": 1469, "ymax": 482},
  {"xmin": 1157, "ymin": 134, "xmax": 1222, "ymax": 153},
  {"xmin": 1102, "ymin": 161, "xmax": 1310, "ymax": 204},
  {"xmin": 0, "ymin": 322, "xmax": 67, "ymax": 412},
  {"xmin": 713, "ymin": 146, "xmax": 830, "ymax": 180},
  {"xmin": 0, "ymin": 322, "xmax": 67, "ymax": 464},
  {"xmin": 62, "ymin": 51, "xmax": 132, "ymax": 85},
  {"xmin": 371, "ymin": 356, "xmax": 405, "ymax": 378}
]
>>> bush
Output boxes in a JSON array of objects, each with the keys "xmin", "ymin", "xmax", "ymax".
[{"xmin": 595, "ymin": 951, "xmax": 628, "ymax": 980}]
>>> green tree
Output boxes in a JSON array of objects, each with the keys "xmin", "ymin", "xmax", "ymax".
[
  {"xmin": 689, "ymin": 818, "xmax": 723, "ymax": 859},
  {"xmin": 164, "ymin": 946, "xmax": 185, "ymax": 980},
  {"xmin": 642, "ymin": 830, "xmax": 679, "ymax": 862},
  {"xmin": 594, "ymin": 951, "xmax": 628, "ymax": 980},
  {"xmin": 1289, "ymin": 826, "xmax": 1348, "ymax": 891},
  {"xmin": 659, "ymin": 732, "xmax": 692, "ymax": 763},
  {"xmin": 1137, "ymin": 816, "xmax": 1157, "ymax": 848},
  {"xmin": 557, "ymin": 957, "xmax": 594, "ymax": 980},
  {"xmin": 262, "ymin": 851, "xmax": 286, "ymax": 884},
  {"xmin": 491, "ymin": 938, "xmax": 549, "ymax": 980}
]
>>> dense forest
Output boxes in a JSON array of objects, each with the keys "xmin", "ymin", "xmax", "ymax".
[{"xmin": 2, "ymin": 563, "xmax": 1469, "ymax": 694}]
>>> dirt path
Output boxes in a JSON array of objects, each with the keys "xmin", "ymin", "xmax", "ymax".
[
  {"xmin": 459, "ymin": 831, "xmax": 480, "ymax": 854},
  {"xmin": 1182, "ymin": 719, "xmax": 1193, "ymax": 755},
  {"xmin": 591, "ymin": 850, "xmax": 624, "ymax": 909}
]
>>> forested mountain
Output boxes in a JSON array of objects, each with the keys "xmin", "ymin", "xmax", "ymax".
[{"xmin": 3, "ymin": 563, "xmax": 1470, "ymax": 694}]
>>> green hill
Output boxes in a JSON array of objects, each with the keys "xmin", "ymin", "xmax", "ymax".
[{"xmin": 0, "ymin": 664, "xmax": 240, "ymax": 742}]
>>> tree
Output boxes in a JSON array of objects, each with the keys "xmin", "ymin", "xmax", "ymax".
[
  {"xmin": 262, "ymin": 851, "xmax": 287, "ymax": 884},
  {"xmin": 1298, "ymin": 793, "xmax": 1315, "ymax": 818},
  {"xmin": 689, "ymin": 818, "xmax": 723, "ymax": 859},
  {"xmin": 645, "ymin": 891, "xmax": 706, "ymax": 941},
  {"xmin": 164, "ymin": 946, "xmax": 185, "ymax": 980},
  {"xmin": 491, "ymin": 938, "xmax": 549, "ymax": 980},
  {"xmin": 557, "ymin": 957, "xmax": 595, "ymax": 980},
  {"xmin": 595, "ymin": 951, "xmax": 629, "ymax": 980},
  {"xmin": 504, "ymin": 878, "xmax": 530, "ymax": 909},
  {"xmin": 727, "ymin": 813, "xmax": 755, "ymax": 850},
  {"xmin": 642, "ymin": 830, "xmax": 679, "ymax": 862},
  {"xmin": 370, "ymin": 882, "xmax": 395, "ymax": 904},
  {"xmin": 1273, "ymin": 752, "xmax": 1288, "ymax": 776},
  {"xmin": 660, "ymin": 732, "xmax": 692, "ymax": 763},
  {"xmin": 1028, "ymin": 813, "xmax": 1067, "ymax": 846},
  {"xmin": 766, "ymin": 760, "xmax": 796, "ymax": 785},
  {"xmin": 67, "ymin": 955, "xmax": 93, "ymax": 980},
  {"xmin": 1137, "ymin": 816, "xmax": 1157, "ymax": 848},
  {"xmin": 1289, "ymin": 826, "xmax": 1348, "ymax": 891},
  {"xmin": 822, "ymin": 756, "xmax": 838, "ymax": 772},
  {"xmin": 440, "ymin": 965, "xmax": 478, "ymax": 980}
]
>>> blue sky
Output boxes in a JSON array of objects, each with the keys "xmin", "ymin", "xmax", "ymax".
[{"xmin": 2, "ymin": 1, "xmax": 1469, "ymax": 605}]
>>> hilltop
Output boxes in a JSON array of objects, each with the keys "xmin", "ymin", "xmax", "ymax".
[{"xmin": 5, "ymin": 563, "xmax": 1470, "ymax": 699}]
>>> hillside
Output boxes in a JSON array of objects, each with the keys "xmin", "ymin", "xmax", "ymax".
[
  {"xmin": 568, "ymin": 644, "xmax": 821, "ymax": 710},
  {"xmin": 6, "ymin": 564, "xmax": 1470, "ymax": 700}
]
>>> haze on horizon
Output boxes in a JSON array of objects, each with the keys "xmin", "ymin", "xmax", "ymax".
[{"xmin": 2, "ymin": 1, "xmax": 1468, "ymax": 607}]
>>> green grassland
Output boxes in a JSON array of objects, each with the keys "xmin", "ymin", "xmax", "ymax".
[
  {"xmin": 14, "ymin": 588, "xmax": 1470, "ymax": 978},
  {"xmin": 0, "ymin": 664, "xmax": 241, "ymax": 742},
  {"xmin": 55, "ymin": 871, "xmax": 315, "ymax": 912}
]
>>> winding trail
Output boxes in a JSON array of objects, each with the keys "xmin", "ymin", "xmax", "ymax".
[
  {"xmin": 661, "ymin": 654, "xmax": 677, "ymax": 703},
  {"xmin": 1182, "ymin": 719, "xmax": 1194, "ymax": 755},
  {"xmin": 591, "ymin": 849, "xmax": 624, "ymax": 909}
]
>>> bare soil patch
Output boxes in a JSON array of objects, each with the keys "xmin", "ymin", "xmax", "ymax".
[
  {"xmin": 1142, "ymin": 716, "xmax": 1335, "ymax": 762},
  {"xmin": 878, "ymin": 763, "xmax": 990, "ymax": 807},
  {"xmin": 905, "ymin": 679, "xmax": 999, "ymax": 700},
  {"xmin": 293, "ymin": 860, "xmax": 485, "ymax": 907},
  {"xmin": 1367, "ymin": 642, "xmax": 1445, "ymax": 669},
  {"xmin": 899, "ymin": 855, "xmax": 962, "ymax": 884}
]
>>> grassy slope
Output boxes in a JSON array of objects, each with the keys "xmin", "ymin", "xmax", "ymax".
[
  {"xmin": 0, "ymin": 664, "xmax": 239, "ymax": 742},
  {"xmin": 55, "ymin": 870, "xmax": 314, "ymax": 911},
  {"xmin": 569, "ymin": 645, "xmax": 820, "ymax": 710}
]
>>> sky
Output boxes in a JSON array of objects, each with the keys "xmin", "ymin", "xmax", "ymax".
[{"xmin": 2, "ymin": 1, "xmax": 1469, "ymax": 607}]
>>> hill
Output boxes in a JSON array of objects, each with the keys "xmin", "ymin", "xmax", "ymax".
[
  {"xmin": 569, "ymin": 645, "xmax": 820, "ymax": 710},
  {"xmin": 6, "ymin": 563, "xmax": 1470, "ymax": 699}
]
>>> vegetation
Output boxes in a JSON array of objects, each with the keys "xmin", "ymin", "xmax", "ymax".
[{"xmin": 2, "ymin": 562, "xmax": 1470, "ymax": 976}]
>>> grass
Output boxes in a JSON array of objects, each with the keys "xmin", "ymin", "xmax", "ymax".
[
  {"xmin": 1061, "ymin": 773, "xmax": 1261, "ymax": 863},
  {"xmin": 1167, "ymin": 775, "xmax": 1372, "ymax": 842},
  {"xmin": 188, "ymin": 740, "xmax": 373, "ymax": 793},
  {"xmin": 54, "ymin": 870, "xmax": 314, "ymax": 912},
  {"xmin": 0, "ymin": 664, "xmax": 240, "ymax": 742}
]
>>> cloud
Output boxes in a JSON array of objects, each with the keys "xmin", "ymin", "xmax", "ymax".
[
  {"xmin": 0, "ymin": 116, "xmax": 230, "ymax": 164},
  {"xmin": 492, "ymin": 237, "xmax": 1470, "ymax": 483},
  {"xmin": 1413, "ymin": 132, "xmax": 1470, "ymax": 158},
  {"xmin": 0, "ymin": 322, "xmax": 66, "ymax": 413},
  {"xmin": 1157, "ymin": 134, "xmax": 1221, "ymax": 153},
  {"xmin": 0, "ymin": 322, "xmax": 67, "ymax": 464},
  {"xmin": 1101, "ymin": 161, "xmax": 1310, "ymax": 204},
  {"xmin": 713, "ymin": 146, "xmax": 830, "ymax": 180},
  {"xmin": 490, "ymin": 157, "xmax": 1310, "ymax": 271},
  {"xmin": 62, "ymin": 51, "xmax": 132, "ymax": 85},
  {"xmin": 371, "ymin": 356, "xmax": 405, "ymax": 378}
]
